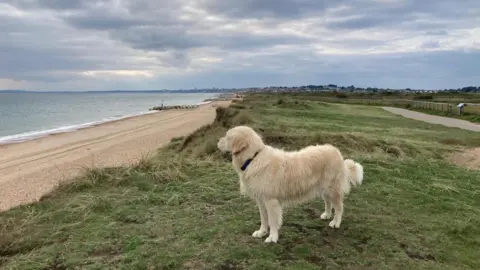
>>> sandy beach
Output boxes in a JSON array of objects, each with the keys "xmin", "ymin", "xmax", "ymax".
[{"xmin": 0, "ymin": 101, "xmax": 231, "ymax": 212}]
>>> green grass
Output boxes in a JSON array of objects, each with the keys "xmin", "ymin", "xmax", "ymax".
[
  {"xmin": 1, "ymin": 95, "xmax": 480, "ymax": 269},
  {"xmin": 272, "ymin": 92, "xmax": 480, "ymax": 123},
  {"xmin": 282, "ymin": 91, "xmax": 480, "ymax": 103}
]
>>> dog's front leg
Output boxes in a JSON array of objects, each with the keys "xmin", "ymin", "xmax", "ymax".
[
  {"xmin": 264, "ymin": 199, "xmax": 282, "ymax": 243},
  {"xmin": 239, "ymin": 180, "xmax": 246, "ymax": 195},
  {"xmin": 252, "ymin": 198, "xmax": 268, "ymax": 238},
  {"xmin": 238, "ymin": 174, "xmax": 247, "ymax": 196}
]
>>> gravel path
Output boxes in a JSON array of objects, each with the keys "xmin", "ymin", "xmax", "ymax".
[{"xmin": 382, "ymin": 107, "xmax": 480, "ymax": 132}]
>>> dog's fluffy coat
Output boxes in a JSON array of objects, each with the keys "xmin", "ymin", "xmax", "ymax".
[{"xmin": 217, "ymin": 126, "xmax": 364, "ymax": 243}]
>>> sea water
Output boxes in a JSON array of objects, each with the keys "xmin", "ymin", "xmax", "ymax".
[{"xmin": 0, "ymin": 92, "xmax": 217, "ymax": 144}]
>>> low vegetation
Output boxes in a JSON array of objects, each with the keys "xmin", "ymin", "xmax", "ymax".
[
  {"xmin": 279, "ymin": 90, "xmax": 480, "ymax": 103},
  {"xmin": 269, "ymin": 91, "xmax": 480, "ymax": 123},
  {"xmin": 1, "ymin": 95, "xmax": 479, "ymax": 269}
]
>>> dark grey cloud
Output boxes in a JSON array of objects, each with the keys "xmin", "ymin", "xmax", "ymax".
[
  {"xmin": 324, "ymin": 0, "xmax": 479, "ymax": 33},
  {"xmin": 4, "ymin": 0, "xmax": 88, "ymax": 10},
  {"xmin": 114, "ymin": 26, "xmax": 312, "ymax": 52},
  {"xmin": 111, "ymin": 26, "xmax": 205, "ymax": 51},
  {"xmin": 1, "ymin": 0, "xmax": 479, "ymax": 90},
  {"xmin": 326, "ymin": 16, "xmax": 398, "ymax": 31},
  {"xmin": 157, "ymin": 51, "xmax": 191, "ymax": 68},
  {"xmin": 58, "ymin": 1, "xmax": 184, "ymax": 30},
  {"xmin": 198, "ymin": 0, "xmax": 328, "ymax": 19},
  {"xmin": 64, "ymin": 12, "xmax": 144, "ymax": 30}
]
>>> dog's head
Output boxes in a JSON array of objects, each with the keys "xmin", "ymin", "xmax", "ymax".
[{"xmin": 217, "ymin": 126, "xmax": 264, "ymax": 156}]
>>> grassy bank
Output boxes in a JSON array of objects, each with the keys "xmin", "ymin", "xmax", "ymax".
[
  {"xmin": 1, "ymin": 95, "xmax": 479, "ymax": 269},
  {"xmin": 272, "ymin": 92, "xmax": 480, "ymax": 123},
  {"xmin": 280, "ymin": 91, "xmax": 480, "ymax": 103}
]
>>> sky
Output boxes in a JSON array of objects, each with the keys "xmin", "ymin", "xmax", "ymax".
[{"xmin": 1, "ymin": 0, "xmax": 479, "ymax": 91}]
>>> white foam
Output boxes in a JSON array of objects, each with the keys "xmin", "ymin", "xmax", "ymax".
[
  {"xmin": 0, "ymin": 110, "xmax": 158, "ymax": 145},
  {"xmin": 196, "ymin": 101, "xmax": 212, "ymax": 106}
]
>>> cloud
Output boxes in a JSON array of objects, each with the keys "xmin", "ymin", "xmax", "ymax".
[
  {"xmin": 0, "ymin": 0, "xmax": 479, "ymax": 91},
  {"xmin": 198, "ymin": 0, "xmax": 328, "ymax": 19},
  {"xmin": 420, "ymin": 41, "xmax": 441, "ymax": 49}
]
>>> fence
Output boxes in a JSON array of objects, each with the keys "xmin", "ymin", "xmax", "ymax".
[
  {"xmin": 410, "ymin": 101, "xmax": 454, "ymax": 114},
  {"xmin": 410, "ymin": 101, "xmax": 480, "ymax": 115}
]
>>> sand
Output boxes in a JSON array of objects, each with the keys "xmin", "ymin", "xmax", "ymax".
[{"xmin": 0, "ymin": 101, "xmax": 231, "ymax": 212}]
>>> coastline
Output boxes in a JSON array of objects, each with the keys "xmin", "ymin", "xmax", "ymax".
[
  {"xmin": 0, "ymin": 101, "xmax": 213, "ymax": 145},
  {"xmin": 0, "ymin": 100, "xmax": 230, "ymax": 212}
]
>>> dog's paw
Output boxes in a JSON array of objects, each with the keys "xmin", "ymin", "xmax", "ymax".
[
  {"xmin": 252, "ymin": 229, "xmax": 268, "ymax": 238},
  {"xmin": 328, "ymin": 220, "xmax": 341, "ymax": 228},
  {"xmin": 264, "ymin": 235, "xmax": 278, "ymax": 243},
  {"xmin": 320, "ymin": 212, "xmax": 332, "ymax": 220}
]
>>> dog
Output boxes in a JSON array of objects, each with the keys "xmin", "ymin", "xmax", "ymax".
[{"xmin": 217, "ymin": 125, "xmax": 364, "ymax": 243}]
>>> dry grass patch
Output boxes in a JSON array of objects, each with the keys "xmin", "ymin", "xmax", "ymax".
[{"xmin": 448, "ymin": 147, "xmax": 480, "ymax": 170}]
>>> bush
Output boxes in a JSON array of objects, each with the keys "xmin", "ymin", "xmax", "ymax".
[
  {"xmin": 413, "ymin": 95, "xmax": 434, "ymax": 100},
  {"xmin": 231, "ymin": 111, "xmax": 253, "ymax": 126}
]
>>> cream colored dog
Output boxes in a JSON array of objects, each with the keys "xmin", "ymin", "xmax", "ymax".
[{"xmin": 217, "ymin": 126, "xmax": 364, "ymax": 243}]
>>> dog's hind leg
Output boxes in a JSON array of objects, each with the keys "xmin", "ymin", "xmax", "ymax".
[
  {"xmin": 252, "ymin": 198, "xmax": 269, "ymax": 238},
  {"xmin": 264, "ymin": 199, "xmax": 282, "ymax": 243},
  {"xmin": 320, "ymin": 193, "xmax": 332, "ymax": 220},
  {"xmin": 328, "ymin": 189, "xmax": 344, "ymax": 228}
]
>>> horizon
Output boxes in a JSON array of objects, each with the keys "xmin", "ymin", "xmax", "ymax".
[
  {"xmin": 1, "ymin": 84, "xmax": 479, "ymax": 93},
  {"xmin": 1, "ymin": 0, "xmax": 480, "ymax": 91}
]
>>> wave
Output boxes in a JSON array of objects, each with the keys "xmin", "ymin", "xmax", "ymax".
[
  {"xmin": 196, "ymin": 100, "xmax": 212, "ymax": 106},
  {"xmin": 0, "ymin": 110, "xmax": 158, "ymax": 145}
]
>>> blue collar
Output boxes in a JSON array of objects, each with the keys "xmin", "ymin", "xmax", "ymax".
[{"xmin": 240, "ymin": 151, "xmax": 259, "ymax": 171}]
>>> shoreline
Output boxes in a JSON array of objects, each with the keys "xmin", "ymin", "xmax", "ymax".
[
  {"xmin": 0, "ymin": 101, "xmax": 213, "ymax": 146},
  {"xmin": 0, "ymin": 100, "xmax": 230, "ymax": 212}
]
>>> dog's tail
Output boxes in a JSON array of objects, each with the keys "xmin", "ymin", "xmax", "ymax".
[{"xmin": 341, "ymin": 159, "xmax": 364, "ymax": 195}]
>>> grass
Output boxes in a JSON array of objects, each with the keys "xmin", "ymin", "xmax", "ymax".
[
  {"xmin": 281, "ymin": 91, "xmax": 480, "ymax": 103},
  {"xmin": 1, "ymin": 95, "xmax": 480, "ymax": 269},
  {"xmin": 272, "ymin": 92, "xmax": 480, "ymax": 123}
]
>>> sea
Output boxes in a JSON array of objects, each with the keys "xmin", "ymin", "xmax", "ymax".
[{"xmin": 0, "ymin": 92, "xmax": 218, "ymax": 145}]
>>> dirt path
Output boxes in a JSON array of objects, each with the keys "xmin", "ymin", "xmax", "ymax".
[
  {"xmin": 0, "ymin": 101, "xmax": 230, "ymax": 211},
  {"xmin": 382, "ymin": 107, "xmax": 480, "ymax": 132}
]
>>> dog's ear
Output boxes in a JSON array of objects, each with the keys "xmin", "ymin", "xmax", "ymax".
[{"xmin": 232, "ymin": 137, "xmax": 248, "ymax": 155}]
